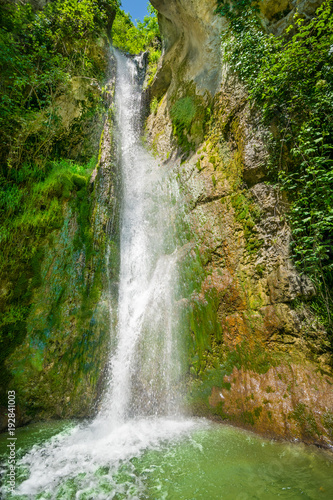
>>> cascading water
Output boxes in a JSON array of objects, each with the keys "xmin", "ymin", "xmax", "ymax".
[
  {"xmin": 101, "ymin": 51, "xmax": 182, "ymax": 423},
  {"xmin": 7, "ymin": 51, "xmax": 197, "ymax": 499}
]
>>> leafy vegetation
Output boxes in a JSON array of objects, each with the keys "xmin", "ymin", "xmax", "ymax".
[
  {"xmin": 112, "ymin": 3, "xmax": 160, "ymax": 54},
  {"xmin": 0, "ymin": 0, "xmax": 120, "ymax": 403},
  {"xmin": 216, "ymin": 0, "xmax": 333, "ymax": 332},
  {"xmin": 0, "ymin": 0, "xmax": 117, "ymax": 290},
  {"xmin": 0, "ymin": 0, "xmax": 159, "ymax": 196},
  {"xmin": 0, "ymin": 0, "xmax": 119, "ymax": 170},
  {"xmin": 215, "ymin": 0, "xmax": 260, "ymax": 27}
]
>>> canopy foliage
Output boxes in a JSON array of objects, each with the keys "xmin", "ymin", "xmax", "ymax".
[
  {"xmin": 0, "ymin": 0, "xmax": 120, "ymax": 172},
  {"xmin": 112, "ymin": 3, "xmax": 160, "ymax": 54}
]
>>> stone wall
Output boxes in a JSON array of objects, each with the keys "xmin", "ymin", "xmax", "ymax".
[{"xmin": 147, "ymin": 0, "xmax": 333, "ymax": 447}]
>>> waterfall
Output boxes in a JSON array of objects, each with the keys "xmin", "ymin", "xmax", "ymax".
[
  {"xmin": 13, "ymin": 51, "xmax": 197, "ymax": 499},
  {"xmin": 101, "ymin": 50, "xmax": 181, "ymax": 423}
]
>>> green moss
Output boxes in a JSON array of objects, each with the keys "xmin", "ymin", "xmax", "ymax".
[
  {"xmin": 240, "ymin": 406, "xmax": 262, "ymax": 426},
  {"xmin": 212, "ymin": 401, "xmax": 230, "ymax": 420},
  {"xmin": 240, "ymin": 410, "xmax": 255, "ymax": 426},
  {"xmin": 227, "ymin": 341, "xmax": 279, "ymax": 375},
  {"xmin": 212, "ymin": 174, "xmax": 217, "ymax": 187},
  {"xmin": 196, "ymin": 160, "xmax": 202, "ymax": 172},
  {"xmin": 151, "ymin": 130, "xmax": 164, "ymax": 157},
  {"xmin": 169, "ymin": 83, "xmax": 211, "ymax": 152},
  {"xmin": 187, "ymin": 339, "xmax": 281, "ymax": 416},
  {"xmin": 288, "ymin": 403, "xmax": 321, "ymax": 437},
  {"xmin": 0, "ymin": 160, "xmax": 93, "ymax": 323},
  {"xmin": 171, "ymin": 97, "xmax": 196, "ymax": 128},
  {"xmin": 185, "ymin": 285, "xmax": 225, "ymax": 370},
  {"xmin": 0, "ymin": 154, "xmax": 113, "ymax": 412},
  {"xmin": 147, "ymin": 48, "xmax": 162, "ymax": 86},
  {"xmin": 150, "ymin": 97, "xmax": 159, "ymax": 114},
  {"xmin": 256, "ymin": 264, "xmax": 265, "ymax": 277},
  {"xmin": 322, "ymin": 411, "xmax": 333, "ymax": 438},
  {"xmin": 209, "ymin": 156, "xmax": 217, "ymax": 169},
  {"xmin": 253, "ymin": 406, "xmax": 263, "ymax": 418},
  {"xmin": 230, "ymin": 191, "xmax": 263, "ymax": 254},
  {"xmin": 170, "ymin": 96, "xmax": 197, "ymax": 151},
  {"xmin": 97, "ymin": 128, "xmax": 105, "ymax": 166}
]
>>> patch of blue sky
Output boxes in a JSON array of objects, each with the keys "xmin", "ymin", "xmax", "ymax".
[{"xmin": 120, "ymin": 0, "xmax": 150, "ymax": 23}]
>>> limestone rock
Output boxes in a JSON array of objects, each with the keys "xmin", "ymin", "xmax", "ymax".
[
  {"xmin": 260, "ymin": 0, "xmax": 325, "ymax": 34},
  {"xmin": 147, "ymin": 0, "xmax": 332, "ymax": 446},
  {"xmin": 150, "ymin": 0, "xmax": 225, "ymax": 96},
  {"xmin": 210, "ymin": 363, "xmax": 333, "ymax": 447}
]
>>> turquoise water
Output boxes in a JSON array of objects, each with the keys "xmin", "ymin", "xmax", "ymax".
[
  {"xmin": 1, "ymin": 419, "xmax": 332, "ymax": 499},
  {"xmin": 140, "ymin": 425, "xmax": 333, "ymax": 499}
]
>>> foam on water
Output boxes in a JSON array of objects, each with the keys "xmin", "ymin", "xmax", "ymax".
[{"xmin": 17, "ymin": 417, "xmax": 202, "ymax": 497}]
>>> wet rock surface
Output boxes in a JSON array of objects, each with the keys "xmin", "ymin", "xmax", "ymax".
[
  {"xmin": 147, "ymin": 0, "xmax": 332, "ymax": 446},
  {"xmin": 1, "ymin": 56, "xmax": 119, "ymax": 431},
  {"xmin": 209, "ymin": 363, "xmax": 333, "ymax": 447}
]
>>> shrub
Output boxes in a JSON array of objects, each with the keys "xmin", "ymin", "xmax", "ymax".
[{"xmin": 216, "ymin": 0, "xmax": 333, "ymax": 330}]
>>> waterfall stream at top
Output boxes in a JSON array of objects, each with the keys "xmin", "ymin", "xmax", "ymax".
[{"xmin": 12, "ymin": 51, "xmax": 198, "ymax": 498}]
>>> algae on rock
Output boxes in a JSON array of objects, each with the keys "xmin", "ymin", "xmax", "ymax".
[
  {"xmin": 147, "ymin": 0, "xmax": 333, "ymax": 447},
  {"xmin": 0, "ymin": 37, "xmax": 120, "ymax": 429}
]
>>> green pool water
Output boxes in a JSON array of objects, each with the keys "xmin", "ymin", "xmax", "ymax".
[
  {"xmin": 139, "ymin": 425, "xmax": 333, "ymax": 500},
  {"xmin": 0, "ymin": 419, "xmax": 332, "ymax": 499}
]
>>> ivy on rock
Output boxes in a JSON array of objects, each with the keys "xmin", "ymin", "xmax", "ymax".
[{"xmin": 216, "ymin": 0, "xmax": 333, "ymax": 333}]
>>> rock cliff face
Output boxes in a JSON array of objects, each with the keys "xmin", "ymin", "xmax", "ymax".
[
  {"xmin": 0, "ymin": 52, "xmax": 120, "ymax": 431},
  {"xmin": 260, "ymin": 0, "xmax": 324, "ymax": 34},
  {"xmin": 148, "ymin": 0, "xmax": 333, "ymax": 446}
]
